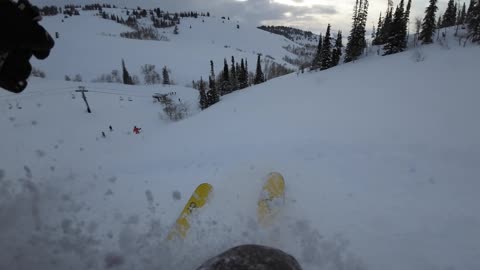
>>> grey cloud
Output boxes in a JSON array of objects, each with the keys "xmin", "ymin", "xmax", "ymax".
[
  {"xmin": 34, "ymin": 0, "xmax": 336, "ymax": 25},
  {"xmin": 310, "ymin": 5, "xmax": 337, "ymax": 15}
]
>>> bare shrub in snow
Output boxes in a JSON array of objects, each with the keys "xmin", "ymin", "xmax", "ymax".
[
  {"xmin": 31, "ymin": 67, "xmax": 46, "ymax": 78},
  {"xmin": 92, "ymin": 70, "xmax": 123, "ymax": 83},
  {"xmin": 158, "ymin": 35, "xmax": 170, "ymax": 41},
  {"xmin": 73, "ymin": 74, "xmax": 83, "ymax": 82},
  {"xmin": 141, "ymin": 64, "xmax": 161, "ymax": 84},
  {"xmin": 132, "ymin": 75, "xmax": 141, "ymax": 85},
  {"xmin": 157, "ymin": 94, "xmax": 189, "ymax": 121},
  {"xmin": 120, "ymin": 27, "xmax": 160, "ymax": 41}
]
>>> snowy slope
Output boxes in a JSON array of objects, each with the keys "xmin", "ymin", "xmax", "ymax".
[
  {"xmin": 1, "ymin": 30, "xmax": 480, "ymax": 270},
  {"xmin": 32, "ymin": 10, "xmax": 298, "ymax": 86}
]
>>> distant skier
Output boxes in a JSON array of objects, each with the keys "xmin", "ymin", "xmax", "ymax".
[
  {"xmin": 101, "ymin": 131, "xmax": 106, "ymax": 138},
  {"xmin": 133, "ymin": 126, "xmax": 141, "ymax": 134},
  {"xmin": 109, "ymin": 125, "xmax": 113, "ymax": 132}
]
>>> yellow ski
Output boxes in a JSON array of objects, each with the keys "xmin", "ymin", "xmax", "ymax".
[
  {"xmin": 167, "ymin": 183, "xmax": 213, "ymax": 240},
  {"xmin": 257, "ymin": 172, "xmax": 285, "ymax": 226}
]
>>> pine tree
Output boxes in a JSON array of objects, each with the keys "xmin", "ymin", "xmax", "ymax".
[
  {"xmin": 373, "ymin": 13, "xmax": 383, "ymax": 45},
  {"xmin": 331, "ymin": 30, "xmax": 343, "ymax": 67},
  {"xmin": 208, "ymin": 60, "xmax": 217, "ymax": 96},
  {"xmin": 199, "ymin": 77, "xmax": 208, "ymax": 110},
  {"xmin": 207, "ymin": 87, "xmax": 220, "ymax": 106},
  {"xmin": 311, "ymin": 34, "xmax": 322, "ymax": 69},
  {"xmin": 443, "ymin": 0, "xmax": 457, "ymax": 27},
  {"xmin": 466, "ymin": 0, "xmax": 475, "ymax": 24},
  {"xmin": 207, "ymin": 61, "xmax": 220, "ymax": 106},
  {"xmin": 254, "ymin": 54, "xmax": 264, "ymax": 85},
  {"xmin": 162, "ymin": 66, "xmax": 170, "ymax": 85},
  {"xmin": 320, "ymin": 24, "xmax": 332, "ymax": 70},
  {"xmin": 381, "ymin": 8, "xmax": 394, "ymax": 43},
  {"xmin": 405, "ymin": 0, "xmax": 412, "ymax": 25},
  {"xmin": 236, "ymin": 63, "xmax": 240, "ymax": 79},
  {"xmin": 345, "ymin": 0, "xmax": 361, "ymax": 62},
  {"xmin": 456, "ymin": 3, "xmax": 462, "ymax": 25},
  {"xmin": 238, "ymin": 59, "xmax": 248, "ymax": 89},
  {"xmin": 122, "ymin": 59, "xmax": 134, "ymax": 85},
  {"xmin": 230, "ymin": 56, "xmax": 238, "ymax": 91},
  {"xmin": 384, "ymin": 0, "xmax": 407, "ymax": 55},
  {"xmin": 468, "ymin": 0, "xmax": 480, "ymax": 42},
  {"xmin": 403, "ymin": 0, "xmax": 412, "ymax": 47},
  {"xmin": 345, "ymin": 0, "xmax": 369, "ymax": 62},
  {"xmin": 456, "ymin": 2, "xmax": 459, "ymax": 20},
  {"xmin": 437, "ymin": 15, "xmax": 443, "ymax": 29},
  {"xmin": 459, "ymin": 3, "xmax": 467, "ymax": 24},
  {"xmin": 219, "ymin": 59, "xmax": 230, "ymax": 95},
  {"xmin": 420, "ymin": 0, "xmax": 438, "ymax": 44},
  {"xmin": 244, "ymin": 59, "xmax": 249, "ymax": 86}
]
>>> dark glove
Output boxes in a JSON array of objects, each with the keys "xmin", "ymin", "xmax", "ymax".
[{"xmin": 0, "ymin": 0, "xmax": 55, "ymax": 93}]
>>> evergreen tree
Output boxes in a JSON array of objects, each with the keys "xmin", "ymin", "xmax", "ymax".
[
  {"xmin": 466, "ymin": 0, "xmax": 475, "ymax": 24},
  {"xmin": 311, "ymin": 34, "xmax": 323, "ymax": 69},
  {"xmin": 122, "ymin": 59, "xmax": 134, "ymax": 85},
  {"xmin": 459, "ymin": 3, "xmax": 467, "ymax": 24},
  {"xmin": 230, "ymin": 56, "xmax": 238, "ymax": 91},
  {"xmin": 162, "ymin": 66, "xmax": 170, "ymax": 85},
  {"xmin": 320, "ymin": 24, "xmax": 332, "ymax": 69},
  {"xmin": 206, "ymin": 88, "xmax": 220, "ymax": 107},
  {"xmin": 384, "ymin": 0, "xmax": 407, "ymax": 55},
  {"xmin": 207, "ymin": 61, "xmax": 220, "ymax": 105},
  {"xmin": 236, "ymin": 63, "xmax": 240, "ymax": 79},
  {"xmin": 443, "ymin": 0, "xmax": 457, "ymax": 27},
  {"xmin": 254, "ymin": 54, "xmax": 264, "ymax": 84},
  {"xmin": 220, "ymin": 58, "xmax": 230, "ymax": 95},
  {"xmin": 403, "ymin": 0, "xmax": 412, "ymax": 47},
  {"xmin": 238, "ymin": 59, "xmax": 248, "ymax": 89},
  {"xmin": 468, "ymin": 0, "xmax": 480, "ymax": 42},
  {"xmin": 244, "ymin": 59, "xmax": 249, "ymax": 86},
  {"xmin": 209, "ymin": 60, "xmax": 216, "ymax": 94},
  {"xmin": 373, "ymin": 13, "xmax": 383, "ymax": 45},
  {"xmin": 345, "ymin": 0, "xmax": 369, "ymax": 62},
  {"xmin": 405, "ymin": 0, "xmax": 412, "ymax": 25},
  {"xmin": 456, "ymin": 3, "xmax": 462, "ymax": 25},
  {"xmin": 420, "ymin": 0, "xmax": 438, "ymax": 44},
  {"xmin": 381, "ymin": 8, "xmax": 394, "ymax": 44},
  {"xmin": 331, "ymin": 30, "xmax": 343, "ymax": 67},
  {"xmin": 437, "ymin": 15, "xmax": 443, "ymax": 29},
  {"xmin": 199, "ymin": 77, "xmax": 208, "ymax": 110}
]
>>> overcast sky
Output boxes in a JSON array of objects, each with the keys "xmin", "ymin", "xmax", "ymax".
[{"xmin": 34, "ymin": 0, "xmax": 453, "ymax": 34}]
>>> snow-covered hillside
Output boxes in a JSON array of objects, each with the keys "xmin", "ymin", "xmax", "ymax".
[
  {"xmin": 32, "ymin": 9, "xmax": 299, "ymax": 86},
  {"xmin": 1, "ymin": 16, "xmax": 480, "ymax": 270}
]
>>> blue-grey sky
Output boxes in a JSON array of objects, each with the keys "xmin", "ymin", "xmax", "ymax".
[{"xmin": 34, "ymin": 0, "xmax": 453, "ymax": 34}]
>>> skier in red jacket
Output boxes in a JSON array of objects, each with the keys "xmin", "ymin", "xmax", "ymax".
[{"xmin": 133, "ymin": 126, "xmax": 141, "ymax": 134}]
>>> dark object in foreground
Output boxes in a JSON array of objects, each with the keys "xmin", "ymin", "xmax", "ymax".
[
  {"xmin": 0, "ymin": 0, "xmax": 54, "ymax": 93},
  {"xmin": 196, "ymin": 245, "xmax": 302, "ymax": 270}
]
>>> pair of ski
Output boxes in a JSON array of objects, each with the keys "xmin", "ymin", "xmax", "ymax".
[{"xmin": 167, "ymin": 172, "xmax": 285, "ymax": 240}]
